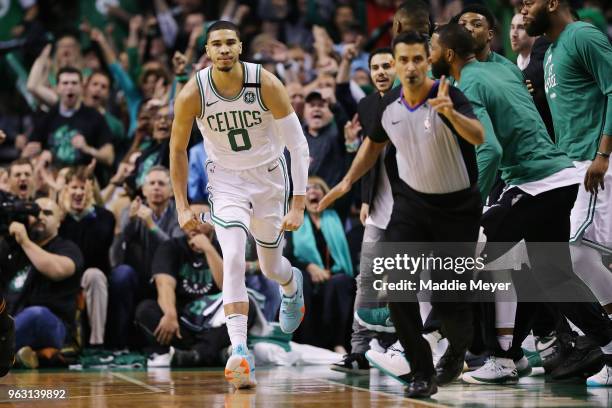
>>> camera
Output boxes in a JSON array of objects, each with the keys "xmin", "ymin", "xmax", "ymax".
[{"xmin": 0, "ymin": 191, "xmax": 40, "ymax": 235}]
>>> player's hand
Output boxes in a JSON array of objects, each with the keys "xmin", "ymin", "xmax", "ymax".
[
  {"xmin": 428, "ymin": 76, "xmax": 454, "ymax": 119},
  {"xmin": 317, "ymin": 178, "xmax": 351, "ymax": 212},
  {"xmin": 154, "ymin": 313, "xmax": 181, "ymax": 345},
  {"xmin": 359, "ymin": 203, "xmax": 369, "ymax": 226},
  {"xmin": 281, "ymin": 208, "xmax": 304, "ymax": 232},
  {"xmin": 585, "ymin": 155, "xmax": 609, "ymax": 194},
  {"xmin": 178, "ymin": 207, "xmax": 200, "ymax": 233},
  {"xmin": 9, "ymin": 222, "xmax": 29, "ymax": 245}
]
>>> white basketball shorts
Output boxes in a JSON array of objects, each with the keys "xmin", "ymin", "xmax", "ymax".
[
  {"xmin": 570, "ymin": 160, "xmax": 612, "ymax": 252},
  {"xmin": 205, "ymin": 156, "xmax": 290, "ymax": 248}
]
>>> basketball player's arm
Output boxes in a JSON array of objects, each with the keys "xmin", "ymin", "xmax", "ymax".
[
  {"xmin": 318, "ymin": 138, "xmax": 386, "ymax": 212},
  {"xmin": 170, "ymin": 77, "xmax": 200, "ymax": 231},
  {"xmin": 261, "ymin": 69, "xmax": 310, "ymax": 231},
  {"xmin": 576, "ymin": 27, "xmax": 612, "ymax": 194}
]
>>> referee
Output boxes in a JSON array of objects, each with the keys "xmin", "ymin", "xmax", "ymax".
[{"xmin": 319, "ymin": 31, "xmax": 484, "ymax": 398}]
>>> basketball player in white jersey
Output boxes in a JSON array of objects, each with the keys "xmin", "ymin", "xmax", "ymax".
[{"xmin": 170, "ymin": 21, "xmax": 309, "ymax": 389}]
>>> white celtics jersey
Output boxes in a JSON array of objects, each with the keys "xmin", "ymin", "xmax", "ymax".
[{"xmin": 194, "ymin": 62, "xmax": 283, "ymax": 170}]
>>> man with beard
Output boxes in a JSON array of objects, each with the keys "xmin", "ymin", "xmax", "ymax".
[
  {"xmin": 319, "ymin": 31, "xmax": 484, "ymax": 397},
  {"xmin": 0, "ymin": 198, "xmax": 83, "ymax": 368},
  {"xmin": 59, "ymin": 167, "xmax": 115, "ymax": 347},
  {"xmin": 510, "ymin": 12, "xmax": 554, "ymax": 140},
  {"xmin": 331, "ymin": 47, "xmax": 397, "ymax": 375},
  {"xmin": 430, "ymin": 22, "xmax": 612, "ymax": 385},
  {"xmin": 457, "ymin": 4, "xmax": 525, "ymax": 83},
  {"xmin": 521, "ymin": 0, "xmax": 612, "ymax": 386},
  {"xmin": 24, "ymin": 67, "xmax": 114, "ymax": 171}
]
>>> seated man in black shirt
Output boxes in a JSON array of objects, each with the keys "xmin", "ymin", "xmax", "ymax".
[
  {"xmin": 135, "ymin": 204, "xmax": 255, "ymax": 367},
  {"xmin": 108, "ymin": 165, "xmax": 183, "ymax": 349},
  {"xmin": 59, "ymin": 167, "xmax": 115, "ymax": 347},
  {"xmin": 0, "ymin": 198, "xmax": 84, "ymax": 369}
]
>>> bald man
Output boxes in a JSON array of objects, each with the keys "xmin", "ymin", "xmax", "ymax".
[{"xmin": 1, "ymin": 198, "xmax": 84, "ymax": 369}]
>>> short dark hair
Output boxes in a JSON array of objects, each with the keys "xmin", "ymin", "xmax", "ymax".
[
  {"xmin": 9, "ymin": 158, "xmax": 33, "ymax": 174},
  {"xmin": 392, "ymin": 31, "xmax": 430, "ymax": 57},
  {"xmin": 435, "ymin": 23, "xmax": 475, "ymax": 60},
  {"xmin": 396, "ymin": 0, "xmax": 431, "ymax": 35},
  {"xmin": 87, "ymin": 69, "xmax": 113, "ymax": 87},
  {"xmin": 56, "ymin": 66, "xmax": 82, "ymax": 83},
  {"xmin": 368, "ymin": 47, "xmax": 393, "ymax": 67},
  {"xmin": 459, "ymin": 4, "xmax": 496, "ymax": 30},
  {"xmin": 206, "ymin": 20, "xmax": 241, "ymax": 42}
]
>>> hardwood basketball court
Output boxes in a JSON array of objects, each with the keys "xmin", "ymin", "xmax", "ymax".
[{"xmin": 1, "ymin": 366, "xmax": 611, "ymax": 407}]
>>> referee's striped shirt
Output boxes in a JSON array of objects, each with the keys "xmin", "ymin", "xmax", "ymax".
[{"xmin": 369, "ymin": 81, "xmax": 479, "ymax": 203}]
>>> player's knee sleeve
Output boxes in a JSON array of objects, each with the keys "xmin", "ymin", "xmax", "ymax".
[
  {"xmin": 216, "ymin": 227, "xmax": 249, "ymax": 305},
  {"xmin": 256, "ymin": 245, "xmax": 292, "ymax": 284}
]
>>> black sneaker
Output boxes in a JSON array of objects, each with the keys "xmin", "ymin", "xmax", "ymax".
[
  {"xmin": 172, "ymin": 348, "xmax": 201, "ymax": 367},
  {"xmin": 435, "ymin": 347, "xmax": 466, "ymax": 386},
  {"xmin": 540, "ymin": 332, "xmax": 576, "ymax": 374},
  {"xmin": 0, "ymin": 316, "xmax": 15, "ymax": 377},
  {"xmin": 406, "ymin": 374, "xmax": 438, "ymax": 398},
  {"xmin": 330, "ymin": 353, "xmax": 370, "ymax": 375},
  {"xmin": 551, "ymin": 336, "xmax": 604, "ymax": 380}
]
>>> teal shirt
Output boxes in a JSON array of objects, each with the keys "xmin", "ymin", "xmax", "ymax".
[
  {"xmin": 486, "ymin": 51, "xmax": 525, "ymax": 83},
  {"xmin": 459, "ymin": 61, "xmax": 573, "ymax": 199},
  {"xmin": 544, "ymin": 21, "xmax": 612, "ymax": 161}
]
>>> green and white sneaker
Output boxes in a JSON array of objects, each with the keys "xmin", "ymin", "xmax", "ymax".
[
  {"xmin": 462, "ymin": 356, "xmax": 518, "ymax": 385},
  {"xmin": 366, "ymin": 341, "xmax": 411, "ymax": 385},
  {"xmin": 355, "ymin": 307, "xmax": 395, "ymax": 333}
]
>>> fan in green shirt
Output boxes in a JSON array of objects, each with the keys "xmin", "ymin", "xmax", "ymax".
[
  {"xmin": 522, "ymin": 0, "xmax": 611, "ymax": 195},
  {"xmin": 457, "ymin": 5, "xmax": 525, "ymax": 84},
  {"xmin": 430, "ymin": 25, "xmax": 573, "ymax": 200}
]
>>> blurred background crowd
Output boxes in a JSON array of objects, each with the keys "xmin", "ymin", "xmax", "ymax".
[{"xmin": 0, "ymin": 0, "xmax": 610, "ymax": 368}]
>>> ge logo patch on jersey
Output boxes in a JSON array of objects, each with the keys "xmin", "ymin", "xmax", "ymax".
[{"xmin": 244, "ymin": 91, "xmax": 256, "ymax": 104}]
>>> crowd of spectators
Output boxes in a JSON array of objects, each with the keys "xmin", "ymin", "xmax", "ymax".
[{"xmin": 0, "ymin": 0, "xmax": 610, "ymax": 367}]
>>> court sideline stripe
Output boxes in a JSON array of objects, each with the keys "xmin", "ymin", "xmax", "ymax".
[
  {"xmin": 317, "ymin": 377, "xmax": 449, "ymax": 408},
  {"xmin": 110, "ymin": 372, "xmax": 165, "ymax": 393}
]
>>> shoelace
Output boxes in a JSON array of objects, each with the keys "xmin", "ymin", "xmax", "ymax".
[{"xmin": 481, "ymin": 357, "xmax": 505, "ymax": 375}]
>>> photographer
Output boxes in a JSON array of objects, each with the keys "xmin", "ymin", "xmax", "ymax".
[{"xmin": 0, "ymin": 198, "xmax": 83, "ymax": 368}]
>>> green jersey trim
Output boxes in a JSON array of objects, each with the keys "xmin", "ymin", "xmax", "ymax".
[
  {"xmin": 195, "ymin": 71, "xmax": 206, "ymax": 119},
  {"xmin": 208, "ymin": 61, "xmax": 248, "ymax": 102}
]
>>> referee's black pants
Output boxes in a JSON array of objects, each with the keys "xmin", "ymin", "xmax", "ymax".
[
  {"xmin": 386, "ymin": 187, "xmax": 482, "ymax": 379},
  {"xmin": 480, "ymin": 184, "xmax": 612, "ymax": 360}
]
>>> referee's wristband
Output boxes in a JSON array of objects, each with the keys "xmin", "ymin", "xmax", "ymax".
[{"xmin": 596, "ymin": 151, "xmax": 610, "ymax": 158}]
